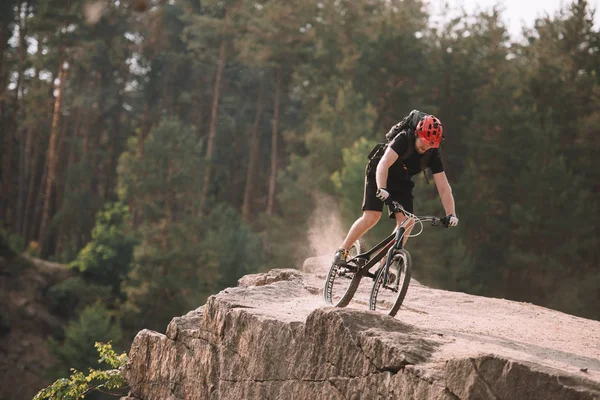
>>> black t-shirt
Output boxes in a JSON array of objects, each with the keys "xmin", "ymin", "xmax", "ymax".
[{"xmin": 385, "ymin": 134, "xmax": 444, "ymax": 189}]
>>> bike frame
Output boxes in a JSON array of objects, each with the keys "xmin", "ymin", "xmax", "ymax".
[
  {"xmin": 348, "ymin": 217, "xmax": 411, "ymax": 280},
  {"xmin": 347, "ymin": 212, "xmax": 442, "ymax": 282}
]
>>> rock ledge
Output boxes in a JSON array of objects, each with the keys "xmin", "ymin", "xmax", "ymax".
[{"xmin": 121, "ymin": 268, "xmax": 600, "ymax": 400}]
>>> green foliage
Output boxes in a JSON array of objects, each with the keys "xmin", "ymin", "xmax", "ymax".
[
  {"xmin": 69, "ymin": 202, "xmax": 137, "ymax": 301},
  {"xmin": 332, "ymin": 137, "xmax": 396, "ymax": 244},
  {"xmin": 117, "ymin": 118, "xmax": 204, "ymax": 215},
  {"xmin": 48, "ymin": 303, "xmax": 123, "ymax": 380},
  {"xmin": 34, "ymin": 342, "xmax": 127, "ymax": 400},
  {"xmin": 271, "ymin": 84, "xmax": 378, "ymax": 265},
  {"xmin": 52, "ymin": 163, "xmax": 104, "ymax": 263},
  {"xmin": 283, "ymin": 84, "xmax": 377, "ymax": 202},
  {"xmin": 0, "ymin": 0, "xmax": 598, "ymax": 365},
  {"xmin": 282, "ymin": 85, "xmax": 376, "ymax": 214},
  {"xmin": 505, "ymin": 119, "xmax": 599, "ymax": 313},
  {"xmin": 27, "ymin": 241, "xmax": 41, "ymax": 258},
  {"xmin": 0, "ymin": 228, "xmax": 18, "ymax": 259},
  {"xmin": 9, "ymin": 232, "xmax": 25, "ymax": 254},
  {"xmin": 117, "ymin": 117, "xmax": 263, "ymax": 333},
  {"xmin": 202, "ymin": 205, "xmax": 263, "ymax": 289},
  {"xmin": 47, "ymin": 277, "xmax": 113, "ymax": 318},
  {"xmin": 0, "ymin": 229, "xmax": 33, "ymax": 271}
]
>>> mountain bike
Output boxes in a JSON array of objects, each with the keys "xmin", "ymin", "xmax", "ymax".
[{"xmin": 323, "ymin": 201, "xmax": 450, "ymax": 316}]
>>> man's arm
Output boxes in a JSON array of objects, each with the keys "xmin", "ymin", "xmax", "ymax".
[
  {"xmin": 433, "ymin": 171, "xmax": 456, "ymax": 216},
  {"xmin": 376, "ymin": 147, "xmax": 399, "ymax": 189}
]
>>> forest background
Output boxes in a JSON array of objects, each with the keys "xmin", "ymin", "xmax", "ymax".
[{"xmin": 0, "ymin": 0, "xmax": 599, "ymax": 397}]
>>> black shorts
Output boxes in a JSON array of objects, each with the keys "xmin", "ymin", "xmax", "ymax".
[{"xmin": 362, "ymin": 180, "xmax": 414, "ymax": 219}]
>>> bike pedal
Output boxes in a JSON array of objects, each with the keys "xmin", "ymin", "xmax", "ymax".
[{"xmin": 337, "ymin": 267, "xmax": 355, "ymax": 277}]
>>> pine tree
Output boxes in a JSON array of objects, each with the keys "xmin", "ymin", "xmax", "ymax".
[{"xmin": 118, "ymin": 118, "xmax": 214, "ymax": 333}]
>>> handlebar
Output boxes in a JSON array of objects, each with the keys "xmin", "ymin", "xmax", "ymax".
[{"xmin": 389, "ymin": 200, "xmax": 450, "ymax": 228}]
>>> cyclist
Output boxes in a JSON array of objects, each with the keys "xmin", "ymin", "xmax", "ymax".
[{"xmin": 333, "ymin": 112, "xmax": 459, "ymax": 266}]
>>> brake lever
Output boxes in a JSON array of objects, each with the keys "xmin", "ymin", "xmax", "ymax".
[
  {"xmin": 440, "ymin": 216, "xmax": 450, "ymax": 228},
  {"xmin": 389, "ymin": 200, "xmax": 405, "ymax": 214},
  {"xmin": 431, "ymin": 216, "xmax": 450, "ymax": 228}
]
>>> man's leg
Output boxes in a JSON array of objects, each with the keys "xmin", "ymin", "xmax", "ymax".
[
  {"xmin": 388, "ymin": 188, "xmax": 415, "ymax": 245},
  {"xmin": 334, "ymin": 173, "xmax": 383, "ymax": 266},
  {"xmin": 333, "ymin": 211, "xmax": 381, "ymax": 266},
  {"xmin": 341, "ymin": 210, "xmax": 381, "ymax": 249}
]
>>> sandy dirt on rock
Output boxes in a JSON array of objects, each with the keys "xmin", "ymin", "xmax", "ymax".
[{"xmin": 270, "ymin": 256, "xmax": 600, "ymax": 385}]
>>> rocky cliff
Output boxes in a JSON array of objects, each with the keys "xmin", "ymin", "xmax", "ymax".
[{"xmin": 120, "ymin": 263, "xmax": 600, "ymax": 400}]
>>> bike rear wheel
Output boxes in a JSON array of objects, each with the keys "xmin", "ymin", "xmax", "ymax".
[
  {"xmin": 323, "ymin": 240, "xmax": 364, "ymax": 307},
  {"xmin": 369, "ymin": 249, "xmax": 412, "ymax": 316}
]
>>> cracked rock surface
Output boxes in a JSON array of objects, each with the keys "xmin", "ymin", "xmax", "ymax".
[{"xmin": 121, "ymin": 265, "xmax": 600, "ymax": 400}]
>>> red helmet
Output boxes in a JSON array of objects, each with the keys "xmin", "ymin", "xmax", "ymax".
[{"xmin": 415, "ymin": 115, "xmax": 443, "ymax": 148}]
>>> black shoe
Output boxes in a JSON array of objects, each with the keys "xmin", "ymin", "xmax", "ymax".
[{"xmin": 333, "ymin": 248, "xmax": 350, "ymax": 266}]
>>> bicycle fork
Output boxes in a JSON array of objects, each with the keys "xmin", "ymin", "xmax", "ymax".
[{"xmin": 382, "ymin": 228, "xmax": 406, "ymax": 291}]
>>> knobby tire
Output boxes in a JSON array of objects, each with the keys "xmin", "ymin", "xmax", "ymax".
[
  {"xmin": 323, "ymin": 239, "xmax": 364, "ymax": 307},
  {"xmin": 369, "ymin": 249, "xmax": 412, "ymax": 317}
]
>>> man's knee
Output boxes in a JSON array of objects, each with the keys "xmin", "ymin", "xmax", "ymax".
[
  {"xmin": 394, "ymin": 213, "xmax": 413, "ymax": 228},
  {"xmin": 361, "ymin": 211, "xmax": 381, "ymax": 226}
]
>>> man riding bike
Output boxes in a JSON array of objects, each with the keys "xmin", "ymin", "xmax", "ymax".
[{"xmin": 333, "ymin": 111, "xmax": 459, "ymax": 266}]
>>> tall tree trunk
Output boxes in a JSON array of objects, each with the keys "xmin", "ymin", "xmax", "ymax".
[
  {"xmin": 39, "ymin": 55, "xmax": 69, "ymax": 256},
  {"xmin": 90, "ymin": 72, "xmax": 107, "ymax": 199},
  {"xmin": 81, "ymin": 107, "xmax": 92, "ymax": 161},
  {"xmin": 267, "ymin": 65, "xmax": 282, "ymax": 215},
  {"xmin": 105, "ymin": 92, "xmax": 123, "ymax": 200},
  {"xmin": 57, "ymin": 78, "xmax": 84, "ymax": 254},
  {"xmin": 108, "ymin": 65, "xmax": 128, "ymax": 199},
  {"xmin": 28, "ymin": 67, "xmax": 54, "ymax": 245},
  {"xmin": 191, "ymin": 76, "xmax": 205, "ymax": 218},
  {"xmin": 0, "ymin": 22, "xmax": 7, "ymax": 82},
  {"xmin": 22, "ymin": 65, "xmax": 42, "ymax": 242},
  {"xmin": 21, "ymin": 124, "xmax": 35, "ymax": 239},
  {"xmin": 17, "ymin": 128, "xmax": 26, "ymax": 234},
  {"xmin": 199, "ymin": 10, "xmax": 230, "ymax": 214},
  {"xmin": 13, "ymin": 2, "xmax": 26, "ymax": 105},
  {"xmin": 53, "ymin": 111, "xmax": 71, "ymax": 256},
  {"xmin": 21, "ymin": 105, "xmax": 37, "ymax": 239},
  {"xmin": 0, "ymin": 14, "xmax": 10, "ymax": 144},
  {"xmin": 91, "ymin": 110, "xmax": 103, "ymax": 197},
  {"xmin": 242, "ymin": 73, "xmax": 264, "ymax": 222},
  {"xmin": 27, "ymin": 132, "xmax": 44, "ymax": 244},
  {"xmin": 68, "ymin": 79, "xmax": 84, "ymax": 169},
  {"xmin": 0, "ymin": 103, "xmax": 14, "ymax": 227},
  {"xmin": 192, "ymin": 75, "xmax": 204, "ymax": 139},
  {"xmin": 0, "ymin": 11, "xmax": 11, "ymax": 225},
  {"xmin": 54, "ymin": 105, "xmax": 70, "ymax": 218},
  {"xmin": 131, "ymin": 102, "xmax": 151, "ymax": 228},
  {"xmin": 15, "ymin": 2, "xmax": 28, "ymax": 234},
  {"xmin": 0, "ymin": 7, "xmax": 20, "ymax": 228},
  {"xmin": 137, "ymin": 103, "xmax": 151, "ymax": 158}
]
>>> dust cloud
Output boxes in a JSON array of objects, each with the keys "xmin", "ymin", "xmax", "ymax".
[{"xmin": 307, "ymin": 193, "xmax": 346, "ymax": 256}]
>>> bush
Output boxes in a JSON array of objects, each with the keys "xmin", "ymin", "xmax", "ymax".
[
  {"xmin": 70, "ymin": 202, "xmax": 136, "ymax": 303},
  {"xmin": 47, "ymin": 277, "xmax": 113, "ymax": 318},
  {"xmin": 48, "ymin": 303, "xmax": 123, "ymax": 380},
  {"xmin": 34, "ymin": 342, "xmax": 128, "ymax": 400},
  {"xmin": 27, "ymin": 241, "xmax": 40, "ymax": 258},
  {"xmin": 0, "ymin": 228, "xmax": 17, "ymax": 259}
]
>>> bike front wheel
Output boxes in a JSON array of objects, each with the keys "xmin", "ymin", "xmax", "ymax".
[
  {"xmin": 369, "ymin": 249, "xmax": 412, "ymax": 317},
  {"xmin": 323, "ymin": 240, "xmax": 364, "ymax": 307}
]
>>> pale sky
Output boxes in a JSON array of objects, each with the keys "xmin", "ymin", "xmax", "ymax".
[{"xmin": 429, "ymin": 0, "xmax": 600, "ymax": 39}]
